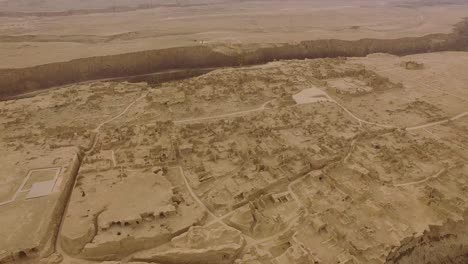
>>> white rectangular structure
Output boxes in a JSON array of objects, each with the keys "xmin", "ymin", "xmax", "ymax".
[
  {"xmin": 292, "ymin": 87, "xmax": 329, "ymax": 104},
  {"xmin": 26, "ymin": 180, "xmax": 56, "ymax": 199}
]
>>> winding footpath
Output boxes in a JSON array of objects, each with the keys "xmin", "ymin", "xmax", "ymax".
[
  {"xmin": 55, "ymin": 92, "xmax": 148, "ymax": 262},
  {"xmin": 393, "ymin": 168, "xmax": 447, "ymax": 187},
  {"xmin": 177, "ymin": 166, "xmax": 256, "ymax": 244},
  {"xmin": 93, "ymin": 93, "xmax": 148, "ymax": 133},
  {"xmin": 174, "ymin": 100, "xmax": 273, "ymax": 124},
  {"xmin": 406, "ymin": 111, "xmax": 468, "ymax": 131}
]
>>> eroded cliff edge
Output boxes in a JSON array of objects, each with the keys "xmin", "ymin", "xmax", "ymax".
[
  {"xmin": 386, "ymin": 211, "xmax": 468, "ymax": 264},
  {"xmin": 0, "ymin": 18, "xmax": 467, "ymax": 100}
]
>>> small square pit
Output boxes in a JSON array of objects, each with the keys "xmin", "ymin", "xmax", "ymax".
[{"xmin": 26, "ymin": 180, "xmax": 56, "ymax": 199}]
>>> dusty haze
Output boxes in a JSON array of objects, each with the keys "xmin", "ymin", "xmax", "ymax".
[{"xmin": 0, "ymin": 1, "xmax": 468, "ymax": 264}]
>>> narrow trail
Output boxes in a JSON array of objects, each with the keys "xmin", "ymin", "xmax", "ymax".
[
  {"xmin": 54, "ymin": 92, "xmax": 148, "ymax": 262},
  {"xmin": 288, "ymin": 173, "xmax": 312, "ymax": 209},
  {"xmin": 86, "ymin": 93, "xmax": 147, "ymax": 154},
  {"xmin": 367, "ymin": 59, "xmax": 468, "ymax": 98},
  {"xmin": 246, "ymin": 214, "xmax": 302, "ymax": 248},
  {"xmin": 393, "ymin": 168, "xmax": 447, "ymax": 187},
  {"xmin": 177, "ymin": 166, "xmax": 219, "ymax": 221},
  {"xmin": 174, "ymin": 93, "xmax": 396, "ymax": 129},
  {"xmin": 406, "ymin": 111, "xmax": 468, "ymax": 131},
  {"xmin": 93, "ymin": 93, "xmax": 147, "ymax": 133},
  {"xmin": 325, "ymin": 94, "xmax": 396, "ymax": 129},
  {"xmin": 176, "ymin": 166, "xmax": 317, "ymax": 248},
  {"xmin": 111, "ymin": 150, "xmax": 117, "ymax": 167},
  {"xmin": 177, "ymin": 166, "xmax": 255, "ymax": 244},
  {"xmin": 384, "ymin": 69, "xmax": 468, "ymax": 104},
  {"xmin": 241, "ymin": 171, "xmax": 314, "ymax": 248},
  {"xmin": 422, "ymin": 128, "xmax": 468, "ymax": 152},
  {"xmin": 323, "ymin": 86, "xmax": 468, "ymax": 132},
  {"xmin": 174, "ymin": 100, "xmax": 273, "ymax": 124},
  {"xmin": 343, "ymin": 138, "xmax": 358, "ymax": 164}
]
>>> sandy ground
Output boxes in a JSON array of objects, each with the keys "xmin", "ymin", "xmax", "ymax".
[
  {"xmin": 1, "ymin": 0, "xmax": 468, "ymax": 68},
  {"xmin": 1, "ymin": 1, "xmax": 468, "ymax": 263}
]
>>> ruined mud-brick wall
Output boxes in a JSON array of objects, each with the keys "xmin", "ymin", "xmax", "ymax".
[
  {"xmin": 385, "ymin": 212, "xmax": 468, "ymax": 264},
  {"xmin": 0, "ymin": 19, "xmax": 467, "ymax": 100},
  {"xmin": 41, "ymin": 149, "xmax": 84, "ymax": 257},
  {"xmin": 0, "ymin": 149, "xmax": 83, "ymax": 264}
]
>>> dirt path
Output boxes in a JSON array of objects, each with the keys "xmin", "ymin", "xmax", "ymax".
[
  {"xmin": 54, "ymin": 92, "xmax": 148, "ymax": 261},
  {"xmin": 174, "ymin": 100, "xmax": 273, "ymax": 124},
  {"xmin": 177, "ymin": 166, "xmax": 256, "ymax": 244},
  {"xmin": 406, "ymin": 111, "xmax": 468, "ymax": 131},
  {"xmin": 176, "ymin": 164, "xmax": 314, "ymax": 247},
  {"xmin": 177, "ymin": 166, "xmax": 219, "ymax": 220},
  {"xmin": 325, "ymin": 94, "xmax": 396, "ymax": 128},
  {"xmin": 393, "ymin": 168, "xmax": 447, "ymax": 187},
  {"xmin": 246, "ymin": 214, "xmax": 301, "ymax": 247},
  {"xmin": 174, "ymin": 93, "xmax": 395, "ymax": 129},
  {"xmin": 94, "ymin": 93, "xmax": 147, "ymax": 132}
]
